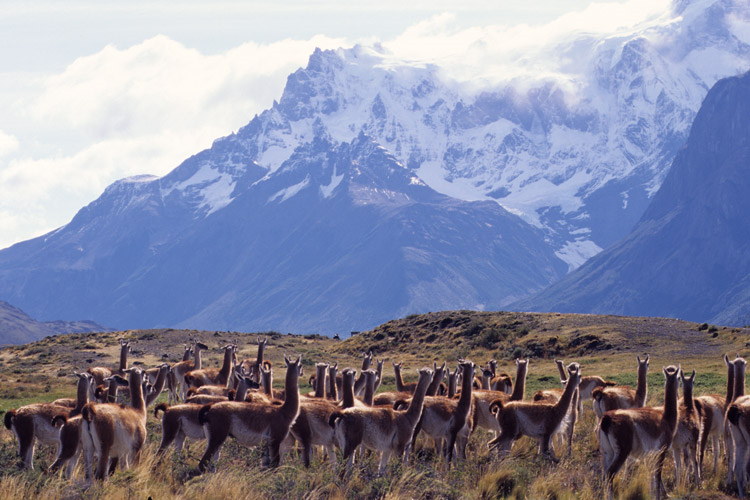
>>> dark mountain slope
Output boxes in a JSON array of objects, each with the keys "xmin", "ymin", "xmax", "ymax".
[
  {"xmin": 0, "ymin": 135, "xmax": 566, "ymax": 333},
  {"xmin": 516, "ymin": 70, "xmax": 750, "ymax": 325}
]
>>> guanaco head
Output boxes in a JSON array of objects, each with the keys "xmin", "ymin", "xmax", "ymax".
[
  {"xmin": 487, "ymin": 359, "xmax": 497, "ymax": 376},
  {"xmin": 342, "ymin": 368, "xmax": 356, "ymax": 383},
  {"xmin": 663, "ymin": 365, "xmax": 679, "ymax": 387},
  {"xmin": 679, "ymin": 368, "xmax": 696, "ymax": 384},
  {"xmin": 284, "ymin": 355, "xmax": 303, "ymax": 375},
  {"xmin": 566, "ymin": 362, "xmax": 581, "ymax": 385},
  {"xmin": 361, "ymin": 351, "xmax": 373, "ymax": 370}
]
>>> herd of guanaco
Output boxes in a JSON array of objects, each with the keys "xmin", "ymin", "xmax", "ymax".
[{"xmin": 4, "ymin": 336, "xmax": 750, "ymax": 499}]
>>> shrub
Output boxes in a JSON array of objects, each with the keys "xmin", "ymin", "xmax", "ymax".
[
  {"xmin": 475, "ymin": 328, "xmax": 503, "ymax": 349},
  {"xmin": 461, "ymin": 320, "xmax": 484, "ymax": 338},
  {"xmin": 478, "ymin": 469, "xmax": 516, "ymax": 499},
  {"xmin": 698, "ymin": 322, "xmax": 709, "ymax": 331}
]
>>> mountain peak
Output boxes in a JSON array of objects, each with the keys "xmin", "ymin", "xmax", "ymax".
[{"xmin": 517, "ymin": 69, "xmax": 750, "ymax": 325}]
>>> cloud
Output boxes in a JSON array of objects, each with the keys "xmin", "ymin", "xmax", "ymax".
[
  {"xmin": 382, "ymin": 0, "xmax": 673, "ymax": 85},
  {"xmin": 0, "ymin": 34, "xmax": 346, "ymax": 249},
  {"xmin": 0, "ymin": 130, "xmax": 19, "ymax": 157}
]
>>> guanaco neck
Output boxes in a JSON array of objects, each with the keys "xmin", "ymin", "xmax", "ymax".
[
  {"xmin": 118, "ymin": 342, "xmax": 129, "ymax": 373},
  {"xmin": 481, "ymin": 370, "xmax": 491, "ymax": 390},
  {"xmin": 235, "ymin": 377, "xmax": 251, "ymax": 402},
  {"xmin": 129, "ymin": 370, "xmax": 146, "ymax": 416},
  {"xmin": 256, "ymin": 341, "xmax": 266, "ymax": 365},
  {"xmin": 261, "ymin": 369, "xmax": 273, "ymax": 396},
  {"xmin": 193, "ymin": 346, "xmax": 203, "ymax": 370},
  {"xmin": 510, "ymin": 361, "xmax": 527, "ymax": 401},
  {"xmin": 555, "ymin": 360, "xmax": 567, "ymax": 382},
  {"xmin": 426, "ymin": 365, "xmax": 446, "ymax": 396},
  {"xmin": 733, "ymin": 359, "xmax": 746, "ymax": 401},
  {"xmin": 341, "ymin": 370, "xmax": 356, "ymax": 408},
  {"xmin": 457, "ymin": 363, "xmax": 474, "ymax": 413},
  {"xmin": 662, "ymin": 370, "xmax": 679, "ymax": 429},
  {"xmin": 146, "ymin": 366, "xmax": 168, "ymax": 406},
  {"xmin": 447, "ymin": 370, "xmax": 458, "ymax": 398},
  {"xmin": 394, "ymin": 364, "xmax": 406, "ymax": 392},
  {"xmin": 327, "ymin": 366, "xmax": 338, "ymax": 400},
  {"xmin": 281, "ymin": 362, "xmax": 300, "ymax": 417},
  {"xmin": 74, "ymin": 375, "xmax": 90, "ymax": 411},
  {"xmin": 314, "ymin": 364, "xmax": 327, "ymax": 398},
  {"xmin": 726, "ymin": 358, "xmax": 736, "ymax": 406},
  {"xmin": 404, "ymin": 372, "xmax": 431, "ymax": 423},
  {"xmin": 374, "ymin": 361, "xmax": 384, "ymax": 392},
  {"xmin": 635, "ymin": 360, "xmax": 649, "ymax": 407},
  {"xmin": 363, "ymin": 371, "xmax": 376, "ymax": 405},
  {"xmin": 218, "ymin": 347, "xmax": 234, "ymax": 384},
  {"xmin": 552, "ymin": 368, "xmax": 580, "ymax": 416},
  {"xmin": 682, "ymin": 377, "xmax": 695, "ymax": 414},
  {"xmin": 353, "ymin": 355, "xmax": 372, "ymax": 394},
  {"xmin": 106, "ymin": 379, "xmax": 119, "ymax": 403}
]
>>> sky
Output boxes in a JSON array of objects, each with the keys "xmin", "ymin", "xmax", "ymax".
[{"xmin": 0, "ymin": 0, "xmax": 673, "ymax": 250}]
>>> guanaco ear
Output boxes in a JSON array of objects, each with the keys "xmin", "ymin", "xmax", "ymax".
[
  {"xmin": 725, "ymin": 354, "xmax": 731, "ymax": 366},
  {"xmin": 691, "ymin": 369, "xmax": 696, "ymax": 380}
]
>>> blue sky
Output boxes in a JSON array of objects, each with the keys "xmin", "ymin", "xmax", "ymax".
[{"xmin": 0, "ymin": 0, "xmax": 672, "ymax": 249}]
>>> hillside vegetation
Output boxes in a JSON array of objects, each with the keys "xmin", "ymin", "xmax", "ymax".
[{"xmin": 0, "ymin": 311, "xmax": 747, "ymax": 499}]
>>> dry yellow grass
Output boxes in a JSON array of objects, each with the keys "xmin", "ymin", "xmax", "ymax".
[{"xmin": 0, "ymin": 311, "xmax": 747, "ymax": 498}]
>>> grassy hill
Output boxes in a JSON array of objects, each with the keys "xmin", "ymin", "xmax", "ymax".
[{"xmin": 0, "ymin": 311, "xmax": 746, "ymax": 499}]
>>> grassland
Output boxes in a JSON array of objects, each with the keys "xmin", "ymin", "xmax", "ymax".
[{"xmin": 0, "ymin": 310, "xmax": 747, "ymax": 499}]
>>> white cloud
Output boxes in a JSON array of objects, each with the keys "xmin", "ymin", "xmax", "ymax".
[
  {"xmin": 0, "ymin": 34, "xmax": 346, "ymax": 249},
  {"xmin": 382, "ymin": 0, "xmax": 673, "ymax": 86},
  {"xmin": 0, "ymin": 130, "xmax": 19, "ymax": 157},
  {"xmin": 32, "ymin": 34, "xmax": 346, "ymax": 142}
]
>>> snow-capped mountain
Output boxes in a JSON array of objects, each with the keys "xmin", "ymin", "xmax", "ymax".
[
  {"xmin": 0, "ymin": 0, "xmax": 748, "ymax": 333},
  {"xmin": 0, "ymin": 134, "xmax": 566, "ymax": 332},
  {"xmin": 515, "ymin": 69, "xmax": 750, "ymax": 325},
  {"xmin": 218, "ymin": 0, "xmax": 748, "ymax": 269}
]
